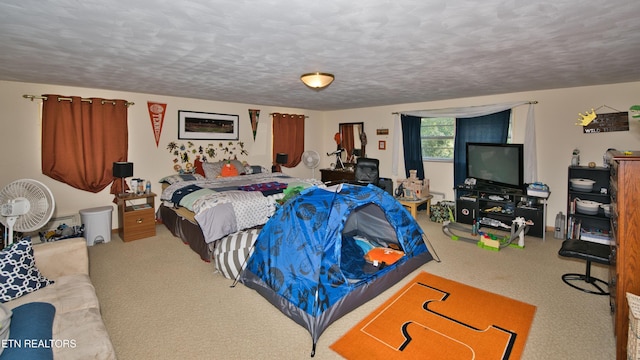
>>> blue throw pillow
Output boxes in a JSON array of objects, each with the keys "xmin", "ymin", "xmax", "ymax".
[
  {"xmin": 0, "ymin": 302, "xmax": 55, "ymax": 360},
  {"xmin": 0, "ymin": 239, "xmax": 54, "ymax": 303}
]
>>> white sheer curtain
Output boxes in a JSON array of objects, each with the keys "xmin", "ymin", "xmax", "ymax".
[{"xmin": 392, "ymin": 101, "xmax": 538, "ymax": 182}]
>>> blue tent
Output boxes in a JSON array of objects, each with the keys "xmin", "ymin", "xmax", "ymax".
[{"xmin": 240, "ymin": 184, "xmax": 434, "ymax": 356}]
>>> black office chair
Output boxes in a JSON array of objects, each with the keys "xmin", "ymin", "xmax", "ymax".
[
  {"xmin": 354, "ymin": 158, "xmax": 379, "ymax": 186},
  {"xmin": 558, "ymin": 239, "xmax": 611, "ymax": 295}
]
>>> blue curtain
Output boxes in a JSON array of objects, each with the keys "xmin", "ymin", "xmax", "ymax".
[
  {"xmin": 401, "ymin": 115, "xmax": 425, "ymax": 179},
  {"xmin": 453, "ymin": 109, "xmax": 511, "ymax": 186}
]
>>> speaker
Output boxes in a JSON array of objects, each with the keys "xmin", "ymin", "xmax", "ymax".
[
  {"xmin": 455, "ymin": 200, "xmax": 476, "ymax": 225},
  {"xmin": 378, "ymin": 177, "xmax": 393, "ymax": 196}
]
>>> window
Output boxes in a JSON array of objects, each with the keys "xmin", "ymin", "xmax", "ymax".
[
  {"xmin": 420, "ymin": 116, "xmax": 513, "ymax": 161},
  {"xmin": 420, "ymin": 117, "xmax": 455, "ymax": 161}
]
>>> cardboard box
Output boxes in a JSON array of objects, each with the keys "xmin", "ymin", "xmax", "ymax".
[{"xmin": 397, "ymin": 178, "xmax": 430, "ymax": 199}]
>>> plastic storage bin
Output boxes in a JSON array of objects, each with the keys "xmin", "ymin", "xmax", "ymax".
[{"xmin": 79, "ymin": 206, "xmax": 113, "ymax": 246}]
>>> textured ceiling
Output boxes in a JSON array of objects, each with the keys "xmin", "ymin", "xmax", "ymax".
[{"xmin": 1, "ymin": 0, "xmax": 639, "ymax": 111}]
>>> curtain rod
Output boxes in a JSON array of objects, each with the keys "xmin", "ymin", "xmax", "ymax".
[
  {"xmin": 22, "ymin": 94, "xmax": 135, "ymax": 107},
  {"xmin": 269, "ymin": 112, "xmax": 308, "ymax": 118},
  {"xmin": 391, "ymin": 100, "xmax": 538, "ymax": 115}
]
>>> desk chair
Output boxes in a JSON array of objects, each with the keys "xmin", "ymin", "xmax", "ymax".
[
  {"xmin": 354, "ymin": 158, "xmax": 379, "ymax": 186},
  {"xmin": 558, "ymin": 239, "xmax": 611, "ymax": 295}
]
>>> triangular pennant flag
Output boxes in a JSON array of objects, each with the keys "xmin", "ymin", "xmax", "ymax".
[
  {"xmin": 147, "ymin": 102, "xmax": 167, "ymax": 147},
  {"xmin": 249, "ymin": 109, "xmax": 260, "ymax": 141}
]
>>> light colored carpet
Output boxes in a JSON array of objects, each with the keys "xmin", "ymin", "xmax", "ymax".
[{"xmin": 88, "ymin": 214, "xmax": 615, "ymax": 360}]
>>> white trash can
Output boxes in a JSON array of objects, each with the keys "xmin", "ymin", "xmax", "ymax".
[{"xmin": 79, "ymin": 206, "xmax": 113, "ymax": 246}]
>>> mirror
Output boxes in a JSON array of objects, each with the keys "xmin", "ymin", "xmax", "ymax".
[{"xmin": 338, "ymin": 122, "xmax": 366, "ymax": 164}]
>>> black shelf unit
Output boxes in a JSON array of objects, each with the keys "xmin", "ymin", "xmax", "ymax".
[
  {"xmin": 455, "ymin": 185, "xmax": 545, "ymax": 238},
  {"xmin": 566, "ymin": 166, "xmax": 611, "ymax": 242}
]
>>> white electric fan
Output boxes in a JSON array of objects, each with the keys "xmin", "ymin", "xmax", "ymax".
[
  {"xmin": 0, "ymin": 179, "xmax": 55, "ymax": 246},
  {"xmin": 302, "ymin": 150, "xmax": 321, "ymax": 179}
]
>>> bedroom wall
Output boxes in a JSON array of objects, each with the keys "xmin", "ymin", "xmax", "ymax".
[
  {"xmin": 321, "ymin": 81, "xmax": 640, "ymax": 228},
  {"xmin": 0, "ymin": 80, "xmax": 323, "ymax": 230},
  {"xmin": 1, "ymin": 79, "xmax": 639, "ymax": 232}
]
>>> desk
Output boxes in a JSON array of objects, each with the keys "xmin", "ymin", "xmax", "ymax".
[
  {"xmin": 320, "ymin": 168, "xmax": 355, "ymax": 183},
  {"xmin": 397, "ymin": 195, "xmax": 433, "ymax": 219}
]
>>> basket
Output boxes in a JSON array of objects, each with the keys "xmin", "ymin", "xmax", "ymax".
[
  {"xmin": 430, "ymin": 201, "xmax": 455, "ymax": 223},
  {"xmin": 627, "ymin": 292, "xmax": 640, "ymax": 360}
]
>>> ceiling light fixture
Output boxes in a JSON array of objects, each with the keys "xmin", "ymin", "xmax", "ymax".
[{"xmin": 300, "ymin": 72, "xmax": 335, "ymax": 90}]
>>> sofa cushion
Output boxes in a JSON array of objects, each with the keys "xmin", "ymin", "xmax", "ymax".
[
  {"xmin": 4, "ymin": 274, "xmax": 115, "ymax": 360},
  {"xmin": 0, "ymin": 302, "xmax": 55, "ymax": 360},
  {"xmin": 0, "ymin": 303, "xmax": 11, "ymax": 356},
  {"xmin": 0, "ymin": 239, "xmax": 54, "ymax": 303}
]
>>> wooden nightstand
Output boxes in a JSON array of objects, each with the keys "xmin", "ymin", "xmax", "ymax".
[{"xmin": 116, "ymin": 192, "xmax": 156, "ymax": 242}]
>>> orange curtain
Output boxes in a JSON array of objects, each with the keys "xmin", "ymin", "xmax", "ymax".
[
  {"xmin": 341, "ymin": 124, "xmax": 355, "ymax": 157},
  {"xmin": 272, "ymin": 113, "xmax": 305, "ymax": 168},
  {"xmin": 41, "ymin": 94, "xmax": 129, "ymax": 195}
]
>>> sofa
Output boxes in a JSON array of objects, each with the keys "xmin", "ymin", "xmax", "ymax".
[{"xmin": 1, "ymin": 237, "xmax": 116, "ymax": 359}]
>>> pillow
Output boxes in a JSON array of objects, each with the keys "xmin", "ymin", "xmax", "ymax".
[
  {"xmin": 353, "ymin": 238, "xmax": 376, "ymax": 254},
  {"xmin": 364, "ymin": 248, "xmax": 405, "ymax": 266},
  {"xmin": 0, "ymin": 302, "xmax": 55, "ymax": 359},
  {"xmin": 158, "ymin": 173, "xmax": 204, "ymax": 185},
  {"xmin": 220, "ymin": 162, "xmax": 239, "ymax": 177},
  {"xmin": 0, "ymin": 239, "xmax": 54, "ymax": 303},
  {"xmin": 202, "ymin": 161, "xmax": 225, "ymax": 178},
  {"xmin": 250, "ymin": 165, "xmax": 262, "ymax": 174},
  {"xmin": 228, "ymin": 160, "xmax": 246, "ymax": 175},
  {"xmin": 203, "ymin": 160, "xmax": 247, "ymax": 178}
]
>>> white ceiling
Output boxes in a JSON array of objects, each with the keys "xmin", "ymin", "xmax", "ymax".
[{"xmin": 1, "ymin": 0, "xmax": 639, "ymax": 111}]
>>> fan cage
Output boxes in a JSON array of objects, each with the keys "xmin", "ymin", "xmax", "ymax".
[
  {"xmin": 0, "ymin": 179, "xmax": 55, "ymax": 232},
  {"xmin": 303, "ymin": 150, "xmax": 320, "ymax": 169}
]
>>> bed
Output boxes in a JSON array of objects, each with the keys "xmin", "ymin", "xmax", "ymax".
[{"xmin": 157, "ymin": 163, "xmax": 322, "ymax": 261}]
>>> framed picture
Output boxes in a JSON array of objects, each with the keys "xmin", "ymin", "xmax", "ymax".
[
  {"xmin": 178, "ymin": 110, "xmax": 239, "ymax": 140},
  {"xmin": 378, "ymin": 140, "xmax": 386, "ymax": 150}
]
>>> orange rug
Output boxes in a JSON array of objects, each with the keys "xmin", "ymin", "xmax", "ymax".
[{"xmin": 331, "ymin": 272, "xmax": 536, "ymax": 360}]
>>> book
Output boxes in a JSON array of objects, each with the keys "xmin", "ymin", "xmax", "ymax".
[
  {"xmin": 131, "ymin": 203, "xmax": 152, "ymax": 211},
  {"xmin": 579, "ymin": 228, "xmax": 611, "ymax": 245}
]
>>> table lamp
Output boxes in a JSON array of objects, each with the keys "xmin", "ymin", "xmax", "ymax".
[
  {"xmin": 272, "ymin": 153, "xmax": 288, "ymax": 172},
  {"xmin": 113, "ymin": 162, "xmax": 133, "ymax": 195}
]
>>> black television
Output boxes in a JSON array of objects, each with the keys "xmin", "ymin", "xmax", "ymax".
[{"xmin": 466, "ymin": 142, "xmax": 524, "ymax": 191}]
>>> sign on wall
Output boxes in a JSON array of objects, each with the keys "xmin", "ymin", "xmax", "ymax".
[{"xmin": 583, "ymin": 112, "xmax": 629, "ymax": 134}]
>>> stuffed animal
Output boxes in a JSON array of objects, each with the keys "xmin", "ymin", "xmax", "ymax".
[{"xmin": 220, "ymin": 161, "xmax": 239, "ymax": 177}]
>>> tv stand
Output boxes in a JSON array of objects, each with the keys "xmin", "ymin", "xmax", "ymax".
[
  {"xmin": 455, "ymin": 185, "xmax": 546, "ymax": 239},
  {"xmin": 475, "ymin": 184, "xmax": 522, "ymax": 194}
]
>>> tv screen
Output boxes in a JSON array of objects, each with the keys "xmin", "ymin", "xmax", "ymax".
[{"xmin": 466, "ymin": 142, "xmax": 524, "ymax": 190}]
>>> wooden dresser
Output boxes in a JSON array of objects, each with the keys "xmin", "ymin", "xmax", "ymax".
[
  {"xmin": 609, "ymin": 151, "xmax": 640, "ymax": 359},
  {"xmin": 320, "ymin": 168, "xmax": 355, "ymax": 183}
]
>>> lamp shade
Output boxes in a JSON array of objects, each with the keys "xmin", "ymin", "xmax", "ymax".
[
  {"xmin": 276, "ymin": 153, "xmax": 288, "ymax": 165},
  {"xmin": 300, "ymin": 72, "xmax": 334, "ymax": 90},
  {"xmin": 113, "ymin": 162, "xmax": 133, "ymax": 178}
]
